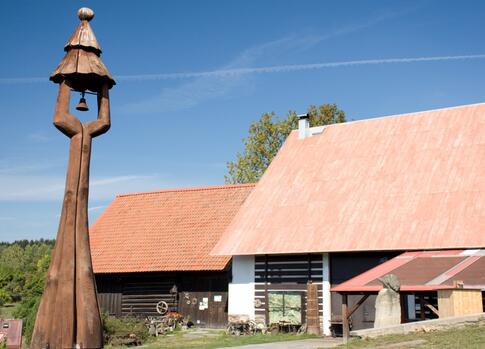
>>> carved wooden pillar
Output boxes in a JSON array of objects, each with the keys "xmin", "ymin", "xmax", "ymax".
[
  {"xmin": 31, "ymin": 8, "xmax": 115, "ymax": 349},
  {"xmin": 306, "ymin": 281, "xmax": 321, "ymax": 335}
]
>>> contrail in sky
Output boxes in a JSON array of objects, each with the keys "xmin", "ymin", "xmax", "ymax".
[{"xmin": 1, "ymin": 54, "xmax": 485, "ymax": 84}]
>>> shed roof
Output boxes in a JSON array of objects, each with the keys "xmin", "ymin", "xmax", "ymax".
[
  {"xmin": 212, "ymin": 103, "xmax": 485, "ymax": 256},
  {"xmin": 90, "ymin": 183, "xmax": 254, "ymax": 273},
  {"xmin": 331, "ymin": 249, "xmax": 485, "ymax": 292}
]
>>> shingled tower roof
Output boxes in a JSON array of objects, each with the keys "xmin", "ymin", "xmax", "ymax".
[{"xmin": 50, "ymin": 7, "xmax": 115, "ymax": 92}]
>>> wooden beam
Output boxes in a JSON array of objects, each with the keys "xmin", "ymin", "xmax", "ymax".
[
  {"xmin": 342, "ymin": 294, "xmax": 349, "ymax": 344},
  {"xmin": 419, "ymin": 296, "xmax": 426, "ymax": 320},
  {"xmin": 347, "ymin": 294, "xmax": 370, "ymax": 318},
  {"xmin": 264, "ymin": 254, "xmax": 269, "ymax": 326},
  {"xmin": 423, "ymin": 300, "xmax": 440, "ymax": 317}
]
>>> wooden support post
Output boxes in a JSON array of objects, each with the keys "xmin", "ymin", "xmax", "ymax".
[
  {"xmin": 400, "ymin": 292, "xmax": 406, "ymax": 323},
  {"xmin": 264, "ymin": 254, "xmax": 269, "ymax": 326},
  {"xmin": 419, "ymin": 296, "xmax": 426, "ymax": 320},
  {"xmin": 342, "ymin": 293, "xmax": 349, "ymax": 344},
  {"xmin": 306, "ymin": 282, "xmax": 320, "ymax": 335}
]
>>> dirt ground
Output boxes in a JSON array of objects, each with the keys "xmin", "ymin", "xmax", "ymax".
[{"xmin": 336, "ymin": 321, "xmax": 485, "ymax": 349}]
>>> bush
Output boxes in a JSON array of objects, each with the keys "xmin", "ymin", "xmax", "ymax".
[
  {"xmin": 102, "ymin": 313, "xmax": 148, "ymax": 345},
  {"xmin": 0, "ymin": 289, "xmax": 12, "ymax": 306}
]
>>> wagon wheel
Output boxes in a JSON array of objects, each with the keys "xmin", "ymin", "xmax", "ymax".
[{"xmin": 156, "ymin": 300, "xmax": 169, "ymax": 315}]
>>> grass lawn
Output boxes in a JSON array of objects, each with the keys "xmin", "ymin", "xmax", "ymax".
[
  {"xmin": 0, "ymin": 303, "xmax": 19, "ymax": 318},
  {"xmin": 107, "ymin": 330, "xmax": 316, "ymax": 349},
  {"xmin": 336, "ymin": 321, "xmax": 485, "ymax": 348}
]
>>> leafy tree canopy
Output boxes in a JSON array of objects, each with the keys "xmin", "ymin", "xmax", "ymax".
[
  {"xmin": 225, "ymin": 103, "xmax": 345, "ymax": 184},
  {"xmin": 0, "ymin": 239, "xmax": 54, "ymax": 343}
]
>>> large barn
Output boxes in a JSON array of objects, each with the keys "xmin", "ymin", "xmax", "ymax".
[
  {"xmin": 90, "ymin": 183, "xmax": 254, "ymax": 328},
  {"xmin": 212, "ymin": 103, "xmax": 485, "ymax": 334}
]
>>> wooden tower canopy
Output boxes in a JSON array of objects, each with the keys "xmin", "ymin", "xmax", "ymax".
[{"xmin": 50, "ymin": 7, "xmax": 115, "ymax": 93}]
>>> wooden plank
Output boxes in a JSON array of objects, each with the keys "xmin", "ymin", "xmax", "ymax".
[
  {"xmin": 255, "ymin": 283, "xmax": 319, "ymax": 291},
  {"xmin": 255, "ymin": 262, "xmax": 323, "ymax": 269},
  {"xmin": 256, "ymin": 270, "xmax": 324, "ymax": 277},
  {"xmin": 438, "ymin": 289, "xmax": 483, "ymax": 317},
  {"xmin": 342, "ymin": 294, "xmax": 349, "ymax": 344},
  {"xmin": 255, "ymin": 254, "xmax": 324, "ymax": 263},
  {"xmin": 264, "ymin": 255, "xmax": 269, "ymax": 326}
]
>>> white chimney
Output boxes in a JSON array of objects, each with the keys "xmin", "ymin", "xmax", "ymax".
[{"xmin": 298, "ymin": 113, "xmax": 310, "ymax": 139}]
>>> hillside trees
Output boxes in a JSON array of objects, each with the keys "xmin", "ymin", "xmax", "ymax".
[{"xmin": 0, "ymin": 240, "xmax": 53, "ymax": 341}]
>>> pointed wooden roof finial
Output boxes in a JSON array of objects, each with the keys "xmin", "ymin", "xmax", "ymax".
[{"xmin": 50, "ymin": 7, "xmax": 115, "ymax": 92}]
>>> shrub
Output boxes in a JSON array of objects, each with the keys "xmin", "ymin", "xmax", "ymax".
[
  {"xmin": 0, "ymin": 289, "xmax": 12, "ymax": 307},
  {"xmin": 102, "ymin": 313, "xmax": 148, "ymax": 345}
]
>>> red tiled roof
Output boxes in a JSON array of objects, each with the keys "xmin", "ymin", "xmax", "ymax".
[
  {"xmin": 331, "ymin": 249, "xmax": 485, "ymax": 292},
  {"xmin": 90, "ymin": 183, "xmax": 254, "ymax": 273},
  {"xmin": 212, "ymin": 103, "xmax": 485, "ymax": 255}
]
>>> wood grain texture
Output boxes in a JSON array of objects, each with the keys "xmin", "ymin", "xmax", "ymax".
[{"xmin": 31, "ymin": 81, "xmax": 110, "ymax": 349}]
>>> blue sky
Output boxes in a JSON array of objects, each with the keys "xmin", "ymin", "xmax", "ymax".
[{"xmin": 1, "ymin": 0, "xmax": 485, "ymax": 241}]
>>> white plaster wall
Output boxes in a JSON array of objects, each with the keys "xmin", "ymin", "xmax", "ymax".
[
  {"xmin": 322, "ymin": 253, "xmax": 332, "ymax": 336},
  {"xmin": 228, "ymin": 255, "xmax": 255, "ymax": 319}
]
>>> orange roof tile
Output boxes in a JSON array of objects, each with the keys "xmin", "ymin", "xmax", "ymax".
[
  {"xmin": 212, "ymin": 103, "xmax": 485, "ymax": 255},
  {"xmin": 90, "ymin": 183, "xmax": 254, "ymax": 273}
]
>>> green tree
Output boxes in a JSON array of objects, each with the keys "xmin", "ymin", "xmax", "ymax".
[
  {"xmin": 14, "ymin": 252, "xmax": 51, "ymax": 344},
  {"xmin": 0, "ymin": 240, "xmax": 54, "ymax": 343},
  {"xmin": 225, "ymin": 103, "xmax": 345, "ymax": 184},
  {"xmin": 0, "ymin": 244, "xmax": 25, "ymax": 301}
]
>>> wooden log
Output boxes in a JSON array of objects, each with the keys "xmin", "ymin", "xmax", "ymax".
[
  {"xmin": 342, "ymin": 294, "xmax": 349, "ymax": 344},
  {"xmin": 31, "ymin": 81, "xmax": 110, "ymax": 349},
  {"xmin": 75, "ymin": 127, "xmax": 103, "ymax": 348}
]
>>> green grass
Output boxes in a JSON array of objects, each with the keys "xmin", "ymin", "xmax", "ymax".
[
  {"xmin": 0, "ymin": 302, "xmax": 19, "ymax": 318},
  {"xmin": 107, "ymin": 330, "xmax": 316, "ymax": 349},
  {"xmin": 336, "ymin": 321, "xmax": 485, "ymax": 349}
]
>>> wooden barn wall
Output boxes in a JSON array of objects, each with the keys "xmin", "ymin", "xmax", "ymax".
[
  {"xmin": 96, "ymin": 274, "xmax": 123, "ymax": 316},
  {"xmin": 254, "ymin": 254, "xmax": 324, "ymax": 326},
  {"xmin": 177, "ymin": 271, "xmax": 229, "ymax": 328},
  {"xmin": 96, "ymin": 271, "xmax": 229, "ymax": 327},
  {"xmin": 330, "ymin": 252, "xmax": 398, "ymax": 330}
]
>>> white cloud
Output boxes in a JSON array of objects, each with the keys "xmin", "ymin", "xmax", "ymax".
[
  {"xmin": 88, "ymin": 205, "xmax": 106, "ymax": 212},
  {"xmin": 28, "ymin": 132, "xmax": 52, "ymax": 143},
  {"xmin": 119, "ymin": 34, "xmax": 322, "ymax": 114},
  {"xmin": 113, "ymin": 54, "xmax": 485, "ymax": 82},
  {"xmin": 3, "ymin": 11, "xmax": 413, "ymax": 113},
  {"xmin": 0, "ymin": 174, "xmax": 166, "ymax": 202}
]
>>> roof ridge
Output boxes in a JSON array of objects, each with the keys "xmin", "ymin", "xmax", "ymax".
[
  {"xmin": 117, "ymin": 182, "xmax": 256, "ymax": 198},
  {"xmin": 291, "ymin": 102, "xmax": 485, "ymax": 133}
]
